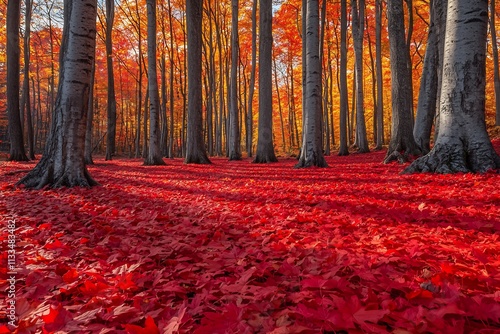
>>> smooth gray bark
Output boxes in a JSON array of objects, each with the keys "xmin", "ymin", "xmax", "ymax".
[
  {"xmin": 375, "ymin": 0, "xmax": 384, "ymax": 149},
  {"xmin": 185, "ymin": 0, "xmax": 211, "ymax": 164},
  {"xmin": 405, "ymin": 0, "xmax": 500, "ymax": 173},
  {"xmin": 296, "ymin": 0, "xmax": 327, "ymax": 168},
  {"xmin": 490, "ymin": 0, "xmax": 500, "ymax": 126},
  {"xmin": 105, "ymin": 0, "xmax": 117, "ymax": 160},
  {"xmin": 23, "ymin": 0, "xmax": 35, "ymax": 160},
  {"xmin": 351, "ymin": 0, "xmax": 369, "ymax": 153},
  {"xmin": 145, "ymin": 0, "xmax": 165, "ymax": 165},
  {"xmin": 7, "ymin": 0, "xmax": 28, "ymax": 161},
  {"xmin": 414, "ymin": 0, "xmax": 447, "ymax": 154},
  {"xmin": 247, "ymin": 0, "xmax": 257, "ymax": 157},
  {"xmin": 18, "ymin": 0, "xmax": 98, "ymax": 188},
  {"xmin": 385, "ymin": 0, "xmax": 421, "ymax": 163},
  {"xmin": 253, "ymin": 0, "xmax": 278, "ymax": 163},
  {"xmin": 84, "ymin": 60, "xmax": 96, "ymax": 165},
  {"xmin": 228, "ymin": 0, "xmax": 241, "ymax": 160},
  {"xmin": 338, "ymin": 0, "xmax": 349, "ymax": 156}
]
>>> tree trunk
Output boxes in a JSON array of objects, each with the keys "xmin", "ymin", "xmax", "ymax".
[
  {"xmin": 18, "ymin": 0, "xmax": 98, "ymax": 188},
  {"xmin": 351, "ymin": 0, "xmax": 370, "ymax": 153},
  {"xmin": 338, "ymin": 0, "xmax": 349, "ymax": 156},
  {"xmin": 168, "ymin": 0, "xmax": 175, "ymax": 158},
  {"xmin": 296, "ymin": 0, "xmax": 327, "ymax": 168},
  {"xmin": 375, "ymin": 0, "xmax": 384, "ymax": 149},
  {"xmin": 253, "ymin": 0, "xmax": 278, "ymax": 163},
  {"xmin": 490, "ymin": 0, "xmax": 500, "ymax": 126},
  {"xmin": 185, "ymin": 0, "xmax": 211, "ymax": 164},
  {"xmin": 228, "ymin": 0, "xmax": 242, "ymax": 160},
  {"xmin": 273, "ymin": 56, "xmax": 287, "ymax": 154},
  {"xmin": 384, "ymin": 0, "xmax": 421, "ymax": 163},
  {"xmin": 7, "ymin": 0, "xmax": 28, "ymax": 161},
  {"xmin": 414, "ymin": 0, "xmax": 446, "ymax": 154},
  {"xmin": 105, "ymin": 0, "xmax": 117, "ymax": 160},
  {"xmin": 84, "ymin": 59, "xmax": 96, "ymax": 165},
  {"xmin": 247, "ymin": 0, "xmax": 258, "ymax": 158},
  {"xmin": 23, "ymin": 0, "xmax": 35, "ymax": 160},
  {"xmin": 404, "ymin": 0, "xmax": 500, "ymax": 174},
  {"xmin": 145, "ymin": 0, "xmax": 165, "ymax": 165}
]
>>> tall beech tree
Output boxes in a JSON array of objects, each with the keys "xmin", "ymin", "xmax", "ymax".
[
  {"xmin": 18, "ymin": 0, "xmax": 98, "ymax": 188},
  {"xmin": 296, "ymin": 0, "xmax": 327, "ymax": 168},
  {"xmin": 384, "ymin": 0, "xmax": 420, "ymax": 163},
  {"xmin": 84, "ymin": 61, "xmax": 96, "ymax": 165},
  {"xmin": 253, "ymin": 0, "xmax": 278, "ymax": 163},
  {"xmin": 405, "ymin": 0, "xmax": 500, "ymax": 173},
  {"xmin": 490, "ymin": 0, "xmax": 500, "ymax": 126},
  {"xmin": 338, "ymin": 0, "xmax": 349, "ymax": 156},
  {"xmin": 105, "ymin": 0, "xmax": 117, "ymax": 161},
  {"xmin": 351, "ymin": 0, "xmax": 369, "ymax": 153},
  {"xmin": 414, "ymin": 0, "xmax": 447, "ymax": 154},
  {"xmin": 7, "ymin": 0, "xmax": 28, "ymax": 161},
  {"xmin": 144, "ymin": 0, "xmax": 165, "ymax": 165},
  {"xmin": 228, "ymin": 0, "xmax": 241, "ymax": 161},
  {"xmin": 247, "ymin": 0, "xmax": 258, "ymax": 158},
  {"xmin": 185, "ymin": 0, "xmax": 211, "ymax": 164},
  {"xmin": 375, "ymin": 0, "xmax": 384, "ymax": 150},
  {"xmin": 22, "ymin": 0, "xmax": 35, "ymax": 160}
]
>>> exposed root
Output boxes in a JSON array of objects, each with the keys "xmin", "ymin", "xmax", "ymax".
[{"xmin": 403, "ymin": 142, "xmax": 500, "ymax": 174}]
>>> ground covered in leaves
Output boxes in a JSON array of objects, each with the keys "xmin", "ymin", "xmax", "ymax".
[{"xmin": 1, "ymin": 145, "xmax": 500, "ymax": 333}]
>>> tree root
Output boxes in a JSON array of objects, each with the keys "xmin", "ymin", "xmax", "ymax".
[{"xmin": 403, "ymin": 142, "xmax": 500, "ymax": 174}]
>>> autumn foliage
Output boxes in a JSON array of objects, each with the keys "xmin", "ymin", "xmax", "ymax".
[{"xmin": 1, "ymin": 142, "xmax": 500, "ymax": 332}]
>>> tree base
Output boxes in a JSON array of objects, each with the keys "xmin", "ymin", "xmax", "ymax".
[
  {"xmin": 252, "ymin": 154, "xmax": 278, "ymax": 164},
  {"xmin": 403, "ymin": 142, "xmax": 500, "ymax": 174},
  {"xmin": 144, "ymin": 156, "xmax": 166, "ymax": 166},
  {"xmin": 228, "ymin": 152, "xmax": 242, "ymax": 161},
  {"xmin": 185, "ymin": 154, "xmax": 212, "ymax": 164},
  {"xmin": 85, "ymin": 156, "xmax": 94, "ymax": 165},
  {"xmin": 384, "ymin": 150, "xmax": 413, "ymax": 164},
  {"xmin": 384, "ymin": 142, "xmax": 421, "ymax": 164},
  {"xmin": 295, "ymin": 155, "xmax": 328, "ymax": 168},
  {"xmin": 8, "ymin": 150, "xmax": 29, "ymax": 162},
  {"xmin": 17, "ymin": 157, "xmax": 99, "ymax": 189},
  {"xmin": 338, "ymin": 149, "xmax": 349, "ymax": 157}
]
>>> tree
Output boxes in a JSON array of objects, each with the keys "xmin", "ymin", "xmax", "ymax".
[
  {"xmin": 351, "ymin": 0, "xmax": 369, "ymax": 153},
  {"xmin": 18, "ymin": 0, "xmax": 98, "ymax": 188},
  {"xmin": 144, "ymin": 0, "xmax": 166, "ymax": 165},
  {"xmin": 105, "ymin": 0, "xmax": 117, "ymax": 160},
  {"xmin": 296, "ymin": 0, "xmax": 327, "ymax": 168},
  {"xmin": 84, "ymin": 60, "xmax": 96, "ymax": 165},
  {"xmin": 185, "ymin": 0, "xmax": 211, "ymax": 164},
  {"xmin": 7, "ymin": 0, "xmax": 28, "ymax": 161},
  {"xmin": 247, "ymin": 0, "xmax": 258, "ymax": 158},
  {"xmin": 375, "ymin": 0, "xmax": 385, "ymax": 150},
  {"xmin": 338, "ymin": 0, "xmax": 349, "ymax": 156},
  {"xmin": 384, "ymin": 0, "xmax": 421, "ymax": 163},
  {"xmin": 490, "ymin": 0, "xmax": 500, "ymax": 126},
  {"xmin": 253, "ymin": 0, "xmax": 278, "ymax": 163},
  {"xmin": 404, "ymin": 0, "xmax": 500, "ymax": 173},
  {"xmin": 228, "ymin": 0, "xmax": 242, "ymax": 161},
  {"xmin": 414, "ymin": 0, "xmax": 447, "ymax": 154},
  {"xmin": 23, "ymin": 0, "xmax": 35, "ymax": 160}
]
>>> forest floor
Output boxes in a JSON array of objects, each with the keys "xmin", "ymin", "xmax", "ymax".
[{"xmin": 1, "ymin": 142, "xmax": 499, "ymax": 333}]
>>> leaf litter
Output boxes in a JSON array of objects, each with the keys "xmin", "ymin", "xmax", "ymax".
[{"xmin": 1, "ymin": 143, "xmax": 499, "ymax": 333}]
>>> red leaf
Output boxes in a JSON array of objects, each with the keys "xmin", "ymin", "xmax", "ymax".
[
  {"xmin": 42, "ymin": 304, "xmax": 73, "ymax": 332},
  {"xmin": 62, "ymin": 268, "xmax": 79, "ymax": 283},
  {"xmin": 124, "ymin": 316, "xmax": 160, "ymax": 334},
  {"xmin": 0, "ymin": 326, "xmax": 11, "ymax": 334},
  {"xmin": 353, "ymin": 308, "xmax": 389, "ymax": 324}
]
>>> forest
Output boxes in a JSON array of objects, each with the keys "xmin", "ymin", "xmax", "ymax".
[
  {"xmin": 1, "ymin": 0, "xmax": 500, "ymax": 332},
  {"xmin": 1, "ymin": 0, "xmax": 499, "ymax": 162}
]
